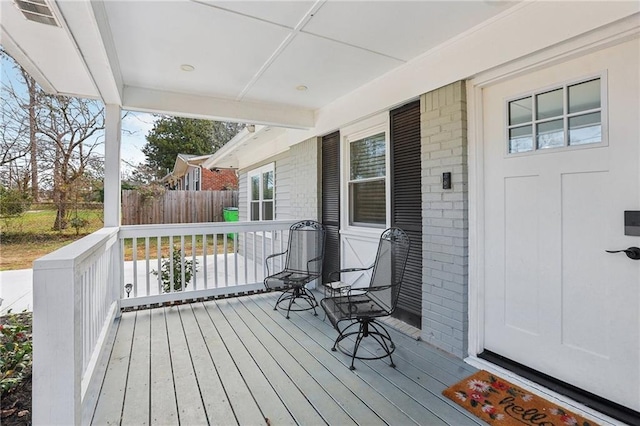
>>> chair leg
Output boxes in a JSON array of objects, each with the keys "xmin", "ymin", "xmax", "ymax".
[
  {"xmin": 332, "ymin": 318, "xmax": 397, "ymax": 370},
  {"xmin": 349, "ymin": 322, "xmax": 366, "ymax": 370}
]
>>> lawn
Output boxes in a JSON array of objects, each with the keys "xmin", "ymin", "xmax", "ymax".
[
  {"xmin": 0, "ymin": 209, "xmax": 103, "ymax": 270},
  {"xmin": 1, "ymin": 209, "xmax": 234, "ymax": 270}
]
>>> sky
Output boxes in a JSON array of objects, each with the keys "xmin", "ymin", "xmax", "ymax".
[{"xmin": 1, "ymin": 51, "xmax": 156, "ymax": 175}]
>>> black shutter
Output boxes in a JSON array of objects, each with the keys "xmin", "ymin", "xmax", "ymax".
[
  {"xmin": 391, "ymin": 100, "xmax": 422, "ymax": 329},
  {"xmin": 322, "ymin": 131, "xmax": 340, "ymax": 283}
]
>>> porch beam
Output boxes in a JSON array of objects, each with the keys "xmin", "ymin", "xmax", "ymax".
[
  {"xmin": 104, "ymin": 104, "xmax": 122, "ymax": 227},
  {"xmin": 122, "ymin": 86, "xmax": 315, "ymax": 129}
]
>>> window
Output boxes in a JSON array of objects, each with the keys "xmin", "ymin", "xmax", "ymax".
[
  {"xmin": 248, "ymin": 163, "xmax": 274, "ymax": 221},
  {"xmin": 507, "ymin": 77, "xmax": 603, "ymax": 154},
  {"xmin": 185, "ymin": 173, "xmax": 190, "ymax": 190},
  {"xmin": 194, "ymin": 168, "xmax": 200, "ymax": 191},
  {"xmin": 349, "ymin": 132, "xmax": 386, "ymax": 227}
]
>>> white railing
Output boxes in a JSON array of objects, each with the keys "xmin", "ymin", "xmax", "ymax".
[
  {"xmin": 32, "ymin": 220, "xmax": 297, "ymax": 425},
  {"xmin": 119, "ymin": 220, "xmax": 296, "ymax": 308},
  {"xmin": 33, "ymin": 227, "xmax": 121, "ymax": 425}
]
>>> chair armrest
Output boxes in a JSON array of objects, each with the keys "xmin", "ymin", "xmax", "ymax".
[
  {"xmin": 327, "ymin": 265, "xmax": 373, "ymax": 282},
  {"xmin": 265, "ymin": 250, "xmax": 287, "ymax": 276}
]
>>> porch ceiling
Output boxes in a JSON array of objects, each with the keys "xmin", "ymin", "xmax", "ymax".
[{"xmin": 1, "ymin": 0, "xmax": 516, "ymax": 128}]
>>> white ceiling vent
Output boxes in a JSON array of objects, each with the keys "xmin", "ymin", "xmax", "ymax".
[{"xmin": 13, "ymin": 0, "xmax": 59, "ymax": 27}]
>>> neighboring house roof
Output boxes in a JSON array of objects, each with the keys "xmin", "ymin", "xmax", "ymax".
[{"xmin": 161, "ymin": 153, "xmax": 217, "ymax": 185}]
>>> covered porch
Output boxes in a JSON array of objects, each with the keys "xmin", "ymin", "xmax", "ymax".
[
  {"xmin": 4, "ymin": 0, "xmax": 639, "ymax": 424},
  {"xmin": 92, "ymin": 291, "xmax": 480, "ymax": 425}
]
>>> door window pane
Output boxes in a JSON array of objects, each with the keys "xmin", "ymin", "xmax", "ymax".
[
  {"xmin": 509, "ymin": 97, "xmax": 532, "ymax": 126},
  {"xmin": 536, "ymin": 89, "xmax": 563, "ymax": 120},
  {"xmin": 569, "ymin": 112, "xmax": 601, "ymax": 146},
  {"xmin": 569, "ymin": 79, "xmax": 600, "ymax": 114},
  {"xmin": 537, "ymin": 119, "xmax": 564, "ymax": 149},
  {"xmin": 509, "ymin": 126, "xmax": 533, "ymax": 153}
]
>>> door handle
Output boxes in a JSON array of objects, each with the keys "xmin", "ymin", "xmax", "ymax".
[{"xmin": 606, "ymin": 247, "xmax": 640, "ymax": 260}]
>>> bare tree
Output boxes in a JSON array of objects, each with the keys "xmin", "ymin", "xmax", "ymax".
[
  {"xmin": 37, "ymin": 94, "xmax": 105, "ymax": 230},
  {"xmin": 1, "ymin": 48, "xmax": 41, "ymax": 200}
]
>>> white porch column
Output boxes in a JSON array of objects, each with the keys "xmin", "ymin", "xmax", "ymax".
[{"xmin": 104, "ymin": 104, "xmax": 122, "ymax": 227}]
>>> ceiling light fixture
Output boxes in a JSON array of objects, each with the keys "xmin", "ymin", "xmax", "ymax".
[
  {"xmin": 180, "ymin": 64, "xmax": 195, "ymax": 72},
  {"xmin": 296, "ymin": 85, "xmax": 308, "ymax": 91}
]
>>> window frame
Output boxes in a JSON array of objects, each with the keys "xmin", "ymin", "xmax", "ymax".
[
  {"xmin": 344, "ymin": 122, "xmax": 389, "ymax": 230},
  {"xmin": 247, "ymin": 162, "xmax": 275, "ymax": 221},
  {"xmin": 194, "ymin": 167, "xmax": 200, "ymax": 191},
  {"xmin": 504, "ymin": 72, "xmax": 608, "ymax": 157}
]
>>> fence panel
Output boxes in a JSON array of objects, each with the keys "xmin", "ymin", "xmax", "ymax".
[{"xmin": 121, "ymin": 190, "xmax": 238, "ymax": 225}]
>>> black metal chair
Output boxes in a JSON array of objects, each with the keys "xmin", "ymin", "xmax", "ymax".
[
  {"xmin": 264, "ymin": 220, "xmax": 325, "ymax": 319},
  {"xmin": 320, "ymin": 227, "xmax": 410, "ymax": 370}
]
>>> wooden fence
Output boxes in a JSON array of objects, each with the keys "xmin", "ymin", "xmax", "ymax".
[{"xmin": 121, "ymin": 190, "xmax": 239, "ymax": 225}]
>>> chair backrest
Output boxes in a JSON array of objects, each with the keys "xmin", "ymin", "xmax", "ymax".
[
  {"xmin": 367, "ymin": 227, "xmax": 411, "ymax": 313},
  {"xmin": 284, "ymin": 220, "xmax": 326, "ymax": 276}
]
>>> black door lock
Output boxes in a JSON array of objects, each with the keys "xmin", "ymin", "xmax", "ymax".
[{"xmin": 605, "ymin": 247, "xmax": 640, "ymax": 260}]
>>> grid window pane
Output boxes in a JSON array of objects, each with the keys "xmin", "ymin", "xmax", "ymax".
[
  {"xmin": 569, "ymin": 79, "xmax": 600, "ymax": 114},
  {"xmin": 250, "ymin": 202, "xmax": 260, "ymax": 220},
  {"xmin": 537, "ymin": 119, "xmax": 564, "ymax": 149},
  {"xmin": 263, "ymin": 170, "xmax": 274, "ymax": 200},
  {"xmin": 536, "ymin": 89, "xmax": 563, "ymax": 120},
  {"xmin": 251, "ymin": 175, "xmax": 259, "ymax": 200},
  {"xmin": 569, "ymin": 112, "xmax": 601, "ymax": 146},
  {"xmin": 509, "ymin": 97, "xmax": 532, "ymax": 126},
  {"xmin": 263, "ymin": 201, "xmax": 274, "ymax": 221},
  {"xmin": 350, "ymin": 133, "xmax": 385, "ymax": 180},
  {"xmin": 350, "ymin": 180, "xmax": 386, "ymax": 226}
]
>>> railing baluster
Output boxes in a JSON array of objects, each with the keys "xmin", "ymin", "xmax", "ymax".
[
  {"xmin": 192, "ymin": 234, "xmax": 197, "ymax": 290},
  {"xmin": 203, "ymin": 233, "xmax": 208, "ymax": 289},
  {"xmin": 213, "ymin": 233, "xmax": 218, "ymax": 288},
  {"xmin": 132, "ymin": 237, "xmax": 138, "ymax": 297},
  {"xmin": 223, "ymin": 234, "xmax": 228, "ymax": 287},
  {"xmin": 145, "ymin": 237, "xmax": 150, "ymax": 297},
  {"xmin": 169, "ymin": 235, "xmax": 174, "ymax": 293},
  {"xmin": 252, "ymin": 231, "xmax": 257, "ymax": 283},
  {"xmin": 157, "ymin": 236, "xmax": 162, "ymax": 295},
  {"xmin": 233, "ymin": 235, "xmax": 238, "ymax": 286},
  {"xmin": 180, "ymin": 235, "xmax": 185, "ymax": 292},
  {"xmin": 243, "ymin": 231, "xmax": 248, "ymax": 285}
]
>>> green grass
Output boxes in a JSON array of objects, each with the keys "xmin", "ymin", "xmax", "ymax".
[{"xmin": 0, "ymin": 209, "xmax": 103, "ymax": 270}]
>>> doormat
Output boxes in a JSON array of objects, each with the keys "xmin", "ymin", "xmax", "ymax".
[{"xmin": 443, "ymin": 370, "xmax": 599, "ymax": 426}]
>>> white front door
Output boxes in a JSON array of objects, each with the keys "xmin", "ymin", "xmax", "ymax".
[{"xmin": 482, "ymin": 39, "xmax": 639, "ymax": 411}]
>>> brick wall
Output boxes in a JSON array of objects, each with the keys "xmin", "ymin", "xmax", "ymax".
[
  {"xmin": 201, "ymin": 168, "xmax": 238, "ymax": 191},
  {"xmin": 420, "ymin": 81, "xmax": 469, "ymax": 358}
]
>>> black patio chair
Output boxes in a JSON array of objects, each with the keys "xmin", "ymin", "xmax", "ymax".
[
  {"xmin": 320, "ymin": 227, "xmax": 410, "ymax": 370},
  {"xmin": 264, "ymin": 220, "xmax": 325, "ymax": 319}
]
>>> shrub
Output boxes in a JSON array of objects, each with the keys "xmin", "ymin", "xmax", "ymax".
[
  {"xmin": 69, "ymin": 216, "xmax": 89, "ymax": 235},
  {"xmin": 152, "ymin": 246, "xmax": 198, "ymax": 293},
  {"xmin": 0, "ymin": 313, "xmax": 33, "ymax": 394},
  {"xmin": 0, "ymin": 187, "xmax": 31, "ymax": 218}
]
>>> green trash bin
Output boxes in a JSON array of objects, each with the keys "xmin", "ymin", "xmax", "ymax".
[{"xmin": 223, "ymin": 207, "xmax": 239, "ymax": 240}]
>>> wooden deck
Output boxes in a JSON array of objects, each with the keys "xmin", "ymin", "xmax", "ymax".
[{"xmin": 91, "ymin": 291, "xmax": 485, "ymax": 425}]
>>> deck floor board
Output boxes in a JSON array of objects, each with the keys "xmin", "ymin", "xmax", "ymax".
[
  {"xmin": 92, "ymin": 291, "xmax": 485, "ymax": 426},
  {"xmin": 149, "ymin": 308, "xmax": 179, "ymax": 425}
]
